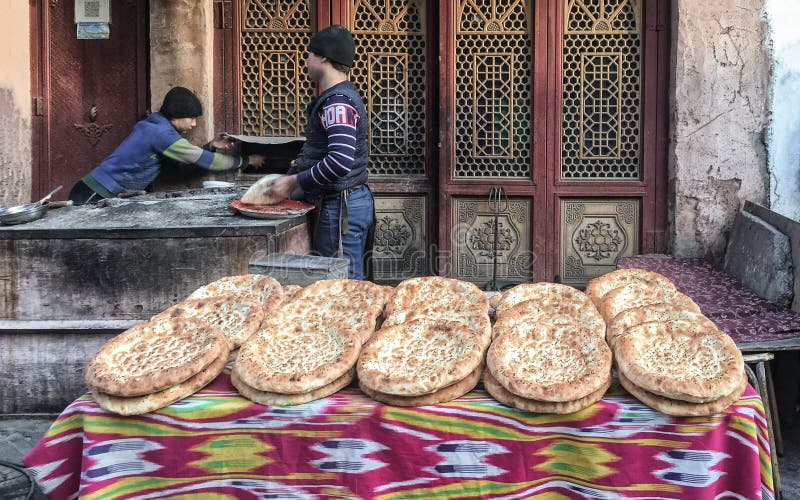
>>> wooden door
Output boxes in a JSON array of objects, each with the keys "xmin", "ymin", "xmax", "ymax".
[
  {"xmin": 438, "ymin": 0, "xmax": 669, "ymax": 287},
  {"xmin": 438, "ymin": 0, "xmax": 545, "ymax": 288},
  {"xmin": 31, "ymin": 0, "xmax": 150, "ymax": 201},
  {"xmin": 343, "ymin": 0, "xmax": 438, "ymax": 283}
]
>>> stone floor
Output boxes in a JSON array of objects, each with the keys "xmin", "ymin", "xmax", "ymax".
[{"xmin": 2, "ymin": 412, "xmax": 799, "ymax": 497}]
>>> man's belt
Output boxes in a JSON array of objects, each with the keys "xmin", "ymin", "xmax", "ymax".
[{"xmin": 322, "ymin": 185, "xmax": 365, "ymax": 201}]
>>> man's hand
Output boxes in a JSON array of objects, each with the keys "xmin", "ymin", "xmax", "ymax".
[
  {"xmin": 247, "ymin": 154, "xmax": 266, "ymax": 168},
  {"xmin": 269, "ymin": 174, "xmax": 300, "ymax": 200},
  {"xmin": 211, "ymin": 133, "xmax": 236, "ymax": 152}
]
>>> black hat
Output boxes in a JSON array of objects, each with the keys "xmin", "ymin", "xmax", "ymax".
[
  {"xmin": 159, "ymin": 87, "xmax": 202, "ymax": 119},
  {"xmin": 309, "ymin": 25, "xmax": 355, "ymax": 68}
]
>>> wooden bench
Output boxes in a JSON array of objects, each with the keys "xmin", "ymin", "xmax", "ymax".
[{"xmin": 617, "ymin": 204, "xmax": 800, "ymax": 498}]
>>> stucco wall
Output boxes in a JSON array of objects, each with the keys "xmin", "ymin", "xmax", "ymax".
[
  {"xmin": 669, "ymin": 0, "xmax": 771, "ymax": 261},
  {"xmin": 765, "ymin": 0, "xmax": 800, "ymax": 222},
  {"xmin": 0, "ymin": 3, "xmax": 32, "ymax": 206},
  {"xmin": 150, "ymin": 0, "xmax": 215, "ymax": 145}
]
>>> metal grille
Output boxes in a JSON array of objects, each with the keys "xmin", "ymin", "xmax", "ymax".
[
  {"xmin": 240, "ymin": 0, "xmax": 316, "ymax": 136},
  {"xmin": 350, "ymin": 0, "xmax": 427, "ymax": 176},
  {"xmin": 454, "ymin": 0, "xmax": 532, "ymax": 178},
  {"xmin": 562, "ymin": 0, "xmax": 641, "ymax": 178}
]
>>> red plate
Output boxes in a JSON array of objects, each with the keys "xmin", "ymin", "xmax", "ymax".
[{"xmin": 230, "ymin": 199, "xmax": 315, "ymax": 219}]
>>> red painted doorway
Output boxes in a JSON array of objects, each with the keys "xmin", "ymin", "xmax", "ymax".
[{"xmin": 30, "ymin": 0, "xmax": 149, "ymax": 201}]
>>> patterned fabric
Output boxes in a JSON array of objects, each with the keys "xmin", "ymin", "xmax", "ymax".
[
  {"xmin": 23, "ymin": 368, "xmax": 774, "ymax": 499},
  {"xmin": 618, "ymin": 256, "xmax": 800, "ymax": 345}
]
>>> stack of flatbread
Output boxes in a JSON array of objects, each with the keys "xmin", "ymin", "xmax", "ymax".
[
  {"xmin": 156, "ymin": 274, "xmax": 284, "ymax": 360},
  {"xmin": 358, "ymin": 319, "xmax": 486, "ymax": 406},
  {"xmin": 486, "ymin": 282, "xmax": 612, "ymax": 413},
  {"xmin": 357, "ymin": 277, "xmax": 490, "ymax": 406},
  {"xmin": 381, "ymin": 276, "xmax": 491, "ymax": 347},
  {"xmin": 85, "ymin": 318, "xmax": 229, "ymax": 415},
  {"xmin": 231, "ymin": 279, "xmax": 391, "ymax": 406},
  {"xmin": 588, "ymin": 268, "xmax": 746, "ymax": 415},
  {"xmin": 232, "ymin": 316, "xmax": 361, "ymax": 406},
  {"xmin": 267, "ymin": 279, "xmax": 392, "ymax": 345},
  {"xmin": 492, "ymin": 283, "xmax": 606, "ymax": 340}
]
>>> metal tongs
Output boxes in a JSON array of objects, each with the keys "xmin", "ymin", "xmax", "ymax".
[
  {"xmin": 36, "ymin": 185, "xmax": 63, "ymax": 205},
  {"xmin": 487, "ymin": 186, "xmax": 508, "ymax": 291}
]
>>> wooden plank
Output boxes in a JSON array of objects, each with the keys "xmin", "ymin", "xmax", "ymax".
[
  {"xmin": 0, "ymin": 239, "xmax": 17, "ymax": 319},
  {"xmin": 0, "ymin": 331, "xmax": 118, "ymax": 413},
  {"xmin": 11, "ymin": 235, "xmax": 278, "ymax": 321},
  {"xmin": 738, "ymin": 338, "xmax": 800, "ymax": 353}
]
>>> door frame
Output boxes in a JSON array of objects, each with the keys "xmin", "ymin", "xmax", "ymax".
[
  {"xmin": 30, "ymin": 0, "xmax": 150, "ymax": 200},
  {"xmin": 438, "ymin": 0, "xmax": 670, "ymax": 283}
]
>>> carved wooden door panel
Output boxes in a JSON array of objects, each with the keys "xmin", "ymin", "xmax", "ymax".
[{"xmin": 31, "ymin": 0, "xmax": 149, "ymax": 200}]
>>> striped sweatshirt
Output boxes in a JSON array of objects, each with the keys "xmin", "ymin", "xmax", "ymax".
[
  {"xmin": 295, "ymin": 94, "xmax": 360, "ymax": 192},
  {"xmin": 86, "ymin": 112, "xmax": 247, "ymax": 196}
]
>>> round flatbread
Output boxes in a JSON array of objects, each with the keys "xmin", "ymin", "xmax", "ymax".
[
  {"xmin": 607, "ymin": 303, "xmax": 717, "ymax": 347},
  {"xmin": 492, "ymin": 299, "xmax": 605, "ymax": 341},
  {"xmin": 484, "ymin": 369, "xmax": 610, "ymax": 414},
  {"xmin": 614, "ymin": 320, "xmax": 744, "ymax": 403},
  {"xmin": 600, "ymin": 283, "xmax": 700, "ymax": 322},
  {"xmin": 151, "ymin": 297, "xmax": 264, "ymax": 349},
  {"xmin": 241, "ymin": 174, "xmax": 283, "ymax": 205},
  {"xmin": 385, "ymin": 277, "xmax": 488, "ymax": 318},
  {"xmin": 381, "ymin": 306, "xmax": 492, "ymax": 348},
  {"xmin": 486, "ymin": 322, "xmax": 612, "ymax": 402},
  {"xmin": 270, "ymin": 279, "xmax": 388, "ymax": 344},
  {"xmin": 85, "ymin": 318, "xmax": 228, "ymax": 397},
  {"xmin": 359, "ymin": 365, "xmax": 483, "ymax": 407},
  {"xmin": 281, "ymin": 284, "xmax": 303, "ymax": 304},
  {"xmin": 91, "ymin": 348, "xmax": 229, "ymax": 416},
  {"xmin": 357, "ymin": 319, "xmax": 485, "ymax": 396},
  {"xmin": 494, "ymin": 283, "xmax": 592, "ymax": 320},
  {"xmin": 234, "ymin": 317, "xmax": 360, "ymax": 394},
  {"xmin": 188, "ymin": 274, "xmax": 284, "ymax": 313},
  {"xmin": 585, "ymin": 268, "xmax": 675, "ymax": 306},
  {"xmin": 232, "ymin": 367, "xmax": 354, "ymax": 406},
  {"xmin": 619, "ymin": 371, "xmax": 747, "ymax": 417}
]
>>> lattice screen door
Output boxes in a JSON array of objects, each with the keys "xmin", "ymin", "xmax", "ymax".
[{"xmin": 220, "ymin": 0, "xmax": 669, "ymax": 286}]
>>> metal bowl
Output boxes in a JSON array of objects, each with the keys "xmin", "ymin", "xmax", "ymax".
[{"xmin": 0, "ymin": 203, "xmax": 48, "ymax": 225}]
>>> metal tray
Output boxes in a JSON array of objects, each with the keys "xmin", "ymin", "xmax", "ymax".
[{"xmin": 230, "ymin": 199, "xmax": 314, "ymax": 219}]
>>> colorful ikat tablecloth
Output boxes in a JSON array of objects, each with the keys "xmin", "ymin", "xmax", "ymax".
[{"xmin": 23, "ymin": 368, "xmax": 774, "ymax": 499}]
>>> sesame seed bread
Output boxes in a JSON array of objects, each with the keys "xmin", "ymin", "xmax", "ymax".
[
  {"xmin": 85, "ymin": 318, "xmax": 228, "ymax": 397},
  {"xmin": 614, "ymin": 320, "xmax": 744, "ymax": 403},
  {"xmin": 357, "ymin": 319, "xmax": 485, "ymax": 396},
  {"xmin": 234, "ymin": 316, "xmax": 361, "ymax": 394},
  {"xmin": 486, "ymin": 322, "xmax": 612, "ymax": 402}
]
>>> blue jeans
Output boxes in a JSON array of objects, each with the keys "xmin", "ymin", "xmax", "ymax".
[{"xmin": 313, "ymin": 186, "xmax": 374, "ymax": 280}]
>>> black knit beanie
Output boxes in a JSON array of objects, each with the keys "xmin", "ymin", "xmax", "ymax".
[
  {"xmin": 308, "ymin": 25, "xmax": 355, "ymax": 68},
  {"xmin": 160, "ymin": 87, "xmax": 203, "ymax": 120}
]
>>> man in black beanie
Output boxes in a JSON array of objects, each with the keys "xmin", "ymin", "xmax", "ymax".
[
  {"xmin": 263, "ymin": 25, "xmax": 374, "ymax": 280},
  {"xmin": 68, "ymin": 86, "xmax": 264, "ymax": 204}
]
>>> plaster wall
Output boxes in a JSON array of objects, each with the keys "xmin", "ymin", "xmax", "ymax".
[
  {"xmin": 669, "ymin": 0, "xmax": 771, "ymax": 261},
  {"xmin": 149, "ymin": 0, "xmax": 215, "ymax": 145},
  {"xmin": 765, "ymin": 0, "xmax": 800, "ymax": 222},
  {"xmin": 0, "ymin": 3, "xmax": 33, "ymax": 206}
]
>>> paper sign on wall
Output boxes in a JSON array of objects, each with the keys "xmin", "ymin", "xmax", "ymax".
[{"xmin": 75, "ymin": 0, "xmax": 111, "ymax": 23}]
